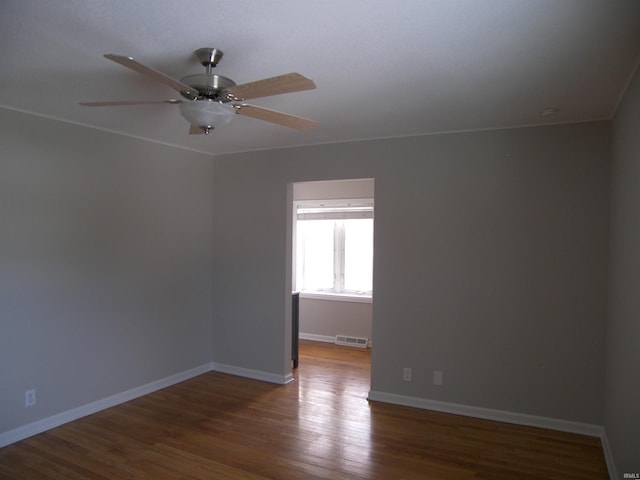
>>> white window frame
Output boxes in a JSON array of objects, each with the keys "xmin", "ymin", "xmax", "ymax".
[{"xmin": 294, "ymin": 199, "xmax": 374, "ymax": 302}]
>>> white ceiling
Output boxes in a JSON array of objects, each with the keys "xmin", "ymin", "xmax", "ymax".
[{"xmin": 1, "ymin": 1, "xmax": 639, "ymax": 156}]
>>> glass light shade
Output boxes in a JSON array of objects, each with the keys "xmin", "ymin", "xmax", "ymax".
[{"xmin": 179, "ymin": 100, "xmax": 236, "ymax": 128}]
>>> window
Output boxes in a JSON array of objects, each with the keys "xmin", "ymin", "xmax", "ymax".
[{"xmin": 295, "ymin": 200, "xmax": 373, "ymax": 297}]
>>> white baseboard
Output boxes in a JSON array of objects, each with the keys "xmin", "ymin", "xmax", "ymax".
[
  {"xmin": 600, "ymin": 430, "xmax": 618, "ymax": 480},
  {"xmin": 211, "ymin": 362, "xmax": 294, "ymax": 385},
  {"xmin": 367, "ymin": 390, "xmax": 604, "ymax": 438},
  {"xmin": 0, "ymin": 363, "xmax": 214, "ymax": 449},
  {"xmin": 299, "ymin": 332, "xmax": 335, "ymax": 343}
]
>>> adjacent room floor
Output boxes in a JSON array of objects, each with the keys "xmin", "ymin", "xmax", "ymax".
[{"xmin": 0, "ymin": 340, "xmax": 608, "ymax": 479}]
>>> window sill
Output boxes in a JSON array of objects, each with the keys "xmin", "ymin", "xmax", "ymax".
[{"xmin": 298, "ymin": 291, "xmax": 373, "ymax": 304}]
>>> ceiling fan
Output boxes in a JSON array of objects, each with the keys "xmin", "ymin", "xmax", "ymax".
[{"xmin": 80, "ymin": 47, "xmax": 317, "ymax": 135}]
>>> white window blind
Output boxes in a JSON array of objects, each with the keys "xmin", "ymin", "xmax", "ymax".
[{"xmin": 297, "ymin": 205, "xmax": 374, "ymax": 220}]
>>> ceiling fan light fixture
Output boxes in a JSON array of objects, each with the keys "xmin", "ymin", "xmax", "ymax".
[{"xmin": 179, "ymin": 99, "xmax": 236, "ymax": 130}]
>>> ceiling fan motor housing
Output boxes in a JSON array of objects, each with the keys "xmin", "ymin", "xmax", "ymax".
[
  {"xmin": 176, "ymin": 48, "xmax": 236, "ymax": 101},
  {"xmin": 179, "ymin": 73, "xmax": 236, "ymax": 101}
]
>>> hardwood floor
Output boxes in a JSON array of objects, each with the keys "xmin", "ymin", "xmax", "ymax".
[{"xmin": 0, "ymin": 340, "xmax": 608, "ymax": 479}]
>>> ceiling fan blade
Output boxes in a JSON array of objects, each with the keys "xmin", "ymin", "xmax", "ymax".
[
  {"xmin": 189, "ymin": 125, "xmax": 208, "ymax": 135},
  {"xmin": 104, "ymin": 54, "xmax": 199, "ymax": 99},
  {"xmin": 226, "ymin": 73, "xmax": 315, "ymax": 101},
  {"xmin": 79, "ymin": 100, "xmax": 182, "ymax": 107},
  {"xmin": 235, "ymin": 104, "xmax": 317, "ymax": 131}
]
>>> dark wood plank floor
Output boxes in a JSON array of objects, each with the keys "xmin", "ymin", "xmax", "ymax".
[{"xmin": 0, "ymin": 340, "xmax": 608, "ymax": 479}]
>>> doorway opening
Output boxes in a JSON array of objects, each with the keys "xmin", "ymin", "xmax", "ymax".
[{"xmin": 290, "ymin": 178, "xmax": 374, "ymax": 371}]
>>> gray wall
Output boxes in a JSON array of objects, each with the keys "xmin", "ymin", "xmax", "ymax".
[
  {"xmin": 211, "ymin": 121, "xmax": 610, "ymax": 423},
  {"xmin": 605, "ymin": 65, "xmax": 640, "ymax": 475},
  {"xmin": 0, "ymin": 108, "xmax": 214, "ymax": 433},
  {"xmin": 299, "ymin": 298, "xmax": 372, "ymax": 340},
  {"xmin": 0, "ymin": 105, "xmax": 615, "ymax": 445}
]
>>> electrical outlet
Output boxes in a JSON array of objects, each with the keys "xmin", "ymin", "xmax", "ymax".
[
  {"xmin": 25, "ymin": 389, "xmax": 36, "ymax": 407},
  {"xmin": 403, "ymin": 367, "xmax": 412, "ymax": 381},
  {"xmin": 433, "ymin": 370, "xmax": 443, "ymax": 386}
]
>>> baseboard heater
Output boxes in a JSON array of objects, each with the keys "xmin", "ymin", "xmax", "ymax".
[{"xmin": 335, "ymin": 335, "xmax": 368, "ymax": 348}]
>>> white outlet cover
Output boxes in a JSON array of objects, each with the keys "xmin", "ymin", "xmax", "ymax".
[
  {"xmin": 433, "ymin": 371, "xmax": 443, "ymax": 385},
  {"xmin": 25, "ymin": 389, "xmax": 36, "ymax": 407},
  {"xmin": 403, "ymin": 367, "xmax": 412, "ymax": 381}
]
